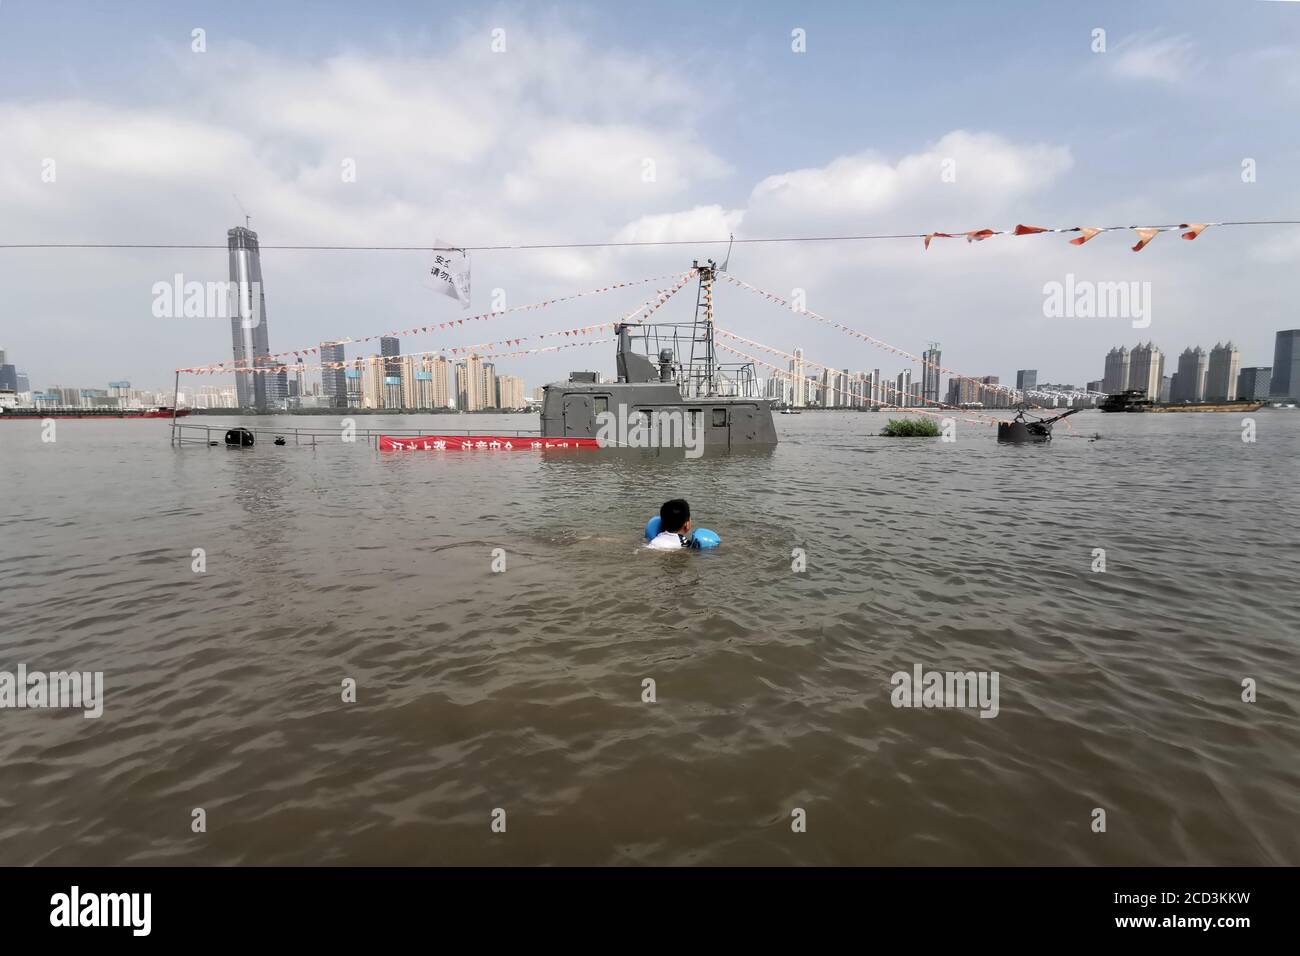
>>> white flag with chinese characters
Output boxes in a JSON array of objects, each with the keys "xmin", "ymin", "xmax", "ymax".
[{"xmin": 430, "ymin": 241, "xmax": 471, "ymax": 309}]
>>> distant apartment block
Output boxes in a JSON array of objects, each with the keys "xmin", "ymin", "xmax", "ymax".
[{"xmin": 1205, "ymin": 342, "xmax": 1241, "ymax": 402}]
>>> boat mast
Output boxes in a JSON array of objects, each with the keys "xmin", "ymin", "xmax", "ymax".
[{"xmin": 690, "ymin": 259, "xmax": 717, "ymax": 396}]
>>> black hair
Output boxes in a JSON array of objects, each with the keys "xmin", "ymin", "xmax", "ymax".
[{"xmin": 660, "ymin": 498, "xmax": 690, "ymax": 534}]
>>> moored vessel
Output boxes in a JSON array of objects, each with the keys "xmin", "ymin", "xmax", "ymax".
[{"xmin": 0, "ymin": 405, "xmax": 189, "ymax": 420}]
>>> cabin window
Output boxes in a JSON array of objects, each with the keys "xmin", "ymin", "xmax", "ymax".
[
  {"xmin": 712, "ymin": 408, "xmax": 728, "ymax": 428},
  {"xmin": 593, "ymin": 396, "xmax": 609, "ymax": 416}
]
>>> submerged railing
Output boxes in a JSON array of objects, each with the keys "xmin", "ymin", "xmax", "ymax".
[{"xmin": 171, "ymin": 422, "xmax": 540, "ymax": 448}]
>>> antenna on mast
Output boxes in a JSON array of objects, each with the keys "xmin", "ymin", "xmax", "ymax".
[{"xmin": 233, "ymin": 194, "xmax": 251, "ymax": 229}]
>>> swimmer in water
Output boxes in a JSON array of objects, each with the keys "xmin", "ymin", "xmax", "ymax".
[{"xmin": 646, "ymin": 498, "xmax": 701, "ymax": 550}]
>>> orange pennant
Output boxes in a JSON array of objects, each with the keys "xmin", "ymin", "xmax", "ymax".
[
  {"xmin": 1131, "ymin": 227, "xmax": 1160, "ymax": 252},
  {"xmin": 923, "ymin": 232, "xmax": 955, "ymax": 250},
  {"xmin": 1014, "ymin": 224, "xmax": 1049, "ymax": 236},
  {"xmin": 965, "ymin": 229, "xmax": 996, "ymax": 242},
  {"xmin": 1180, "ymin": 223, "xmax": 1209, "ymax": 241},
  {"xmin": 1069, "ymin": 227, "xmax": 1102, "ymax": 246}
]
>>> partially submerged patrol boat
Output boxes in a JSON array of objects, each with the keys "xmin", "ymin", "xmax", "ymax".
[
  {"xmin": 539, "ymin": 260, "xmax": 779, "ymax": 448},
  {"xmin": 997, "ymin": 406, "xmax": 1080, "ymax": 443}
]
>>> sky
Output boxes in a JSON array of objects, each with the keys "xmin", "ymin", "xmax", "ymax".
[{"xmin": 2, "ymin": 0, "xmax": 1299, "ymax": 393}]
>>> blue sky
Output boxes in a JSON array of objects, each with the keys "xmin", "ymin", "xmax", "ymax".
[{"xmin": 2, "ymin": 0, "xmax": 1298, "ymax": 391}]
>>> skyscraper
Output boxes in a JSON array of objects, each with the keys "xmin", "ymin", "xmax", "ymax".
[
  {"xmin": 430, "ymin": 356, "xmax": 453, "ymax": 409},
  {"xmin": 1172, "ymin": 347, "xmax": 1208, "ymax": 402},
  {"xmin": 790, "ymin": 348, "xmax": 805, "ymax": 407},
  {"xmin": 921, "ymin": 343, "xmax": 941, "ymax": 405},
  {"xmin": 1128, "ymin": 342, "xmax": 1163, "ymax": 399},
  {"xmin": 1205, "ymin": 342, "xmax": 1241, "ymax": 402},
  {"xmin": 380, "ymin": 336, "xmax": 401, "ymax": 379},
  {"xmin": 895, "ymin": 369, "xmax": 912, "ymax": 406},
  {"xmin": 320, "ymin": 341, "xmax": 347, "ymax": 407},
  {"xmin": 362, "ymin": 355, "xmax": 385, "ymax": 408},
  {"xmin": 1237, "ymin": 367, "xmax": 1271, "ymax": 400},
  {"xmin": 345, "ymin": 368, "xmax": 362, "ymax": 408},
  {"xmin": 1102, "ymin": 346, "xmax": 1130, "ymax": 393},
  {"xmin": 457, "ymin": 356, "xmax": 487, "ymax": 411},
  {"xmin": 1269, "ymin": 329, "xmax": 1300, "ymax": 402},
  {"xmin": 227, "ymin": 226, "xmax": 274, "ymax": 410},
  {"xmin": 1016, "ymin": 370, "xmax": 1037, "ymax": 391}
]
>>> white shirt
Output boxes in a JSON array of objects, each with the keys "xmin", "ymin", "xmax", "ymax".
[{"xmin": 646, "ymin": 531, "xmax": 685, "ymax": 550}]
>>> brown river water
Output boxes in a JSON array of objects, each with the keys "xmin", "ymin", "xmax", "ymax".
[{"xmin": 1, "ymin": 410, "xmax": 1297, "ymax": 865}]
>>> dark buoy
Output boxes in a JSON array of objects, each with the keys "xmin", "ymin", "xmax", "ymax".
[
  {"xmin": 997, "ymin": 407, "xmax": 1079, "ymax": 444},
  {"xmin": 224, "ymin": 427, "xmax": 255, "ymax": 447},
  {"xmin": 273, "ymin": 436, "xmax": 286, "ymax": 445}
]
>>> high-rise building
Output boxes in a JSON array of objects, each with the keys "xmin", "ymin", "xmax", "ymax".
[
  {"xmin": 1171, "ymin": 347, "xmax": 1208, "ymax": 402},
  {"xmin": 362, "ymin": 355, "xmax": 385, "ymax": 408},
  {"xmin": 227, "ymin": 226, "xmax": 274, "ymax": 410},
  {"xmin": 894, "ymin": 369, "xmax": 912, "ymax": 406},
  {"xmin": 479, "ymin": 361, "xmax": 498, "ymax": 409},
  {"xmin": 1086, "ymin": 379, "xmax": 1104, "ymax": 393},
  {"xmin": 920, "ymin": 344, "xmax": 941, "ymax": 405},
  {"xmin": 401, "ymin": 354, "xmax": 426, "ymax": 409},
  {"xmin": 1237, "ymin": 367, "xmax": 1271, "ymax": 400},
  {"xmin": 1126, "ymin": 342, "xmax": 1163, "ymax": 399},
  {"xmin": 430, "ymin": 356, "xmax": 453, "ymax": 409},
  {"xmin": 380, "ymin": 336, "xmax": 401, "ymax": 379},
  {"xmin": 1205, "ymin": 342, "xmax": 1241, "ymax": 402},
  {"xmin": 320, "ymin": 341, "xmax": 347, "ymax": 407},
  {"xmin": 1159, "ymin": 375, "xmax": 1171, "ymax": 403},
  {"xmin": 1016, "ymin": 369, "xmax": 1037, "ymax": 391},
  {"xmin": 1269, "ymin": 330, "xmax": 1300, "ymax": 401},
  {"xmin": 789, "ymin": 348, "xmax": 806, "ymax": 407},
  {"xmin": 495, "ymin": 374, "xmax": 526, "ymax": 410},
  {"xmin": 383, "ymin": 374, "xmax": 402, "ymax": 409},
  {"xmin": 0, "ymin": 363, "xmax": 16, "ymax": 392},
  {"xmin": 457, "ymin": 356, "xmax": 487, "ymax": 411},
  {"xmin": 1102, "ymin": 346, "xmax": 1130, "ymax": 393},
  {"xmin": 345, "ymin": 368, "xmax": 362, "ymax": 407}
]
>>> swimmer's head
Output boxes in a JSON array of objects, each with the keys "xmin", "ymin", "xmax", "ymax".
[{"xmin": 660, "ymin": 498, "xmax": 692, "ymax": 535}]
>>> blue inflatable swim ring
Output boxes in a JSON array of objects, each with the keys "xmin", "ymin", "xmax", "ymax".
[
  {"xmin": 644, "ymin": 515, "xmax": 720, "ymax": 549},
  {"xmin": 692, "ymin": 528, "xmax": 720, "ymax": 549}
]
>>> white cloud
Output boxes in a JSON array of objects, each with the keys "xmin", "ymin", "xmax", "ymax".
[
  {"xmin": 744, "ymin": 132, "xmax": 1072, "ymax": 232},
  {"xmin": 1110, "ymin": 33, "xmax": 1200, "ymax": 84}
]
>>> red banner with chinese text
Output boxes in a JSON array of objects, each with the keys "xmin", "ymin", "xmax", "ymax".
[{"xmin": 378, "ymin": 435, "xmax": 600, "ymax": 451}]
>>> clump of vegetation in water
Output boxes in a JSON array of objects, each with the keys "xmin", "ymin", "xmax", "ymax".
[{"xmin": 880, "ymin": 417, "xmax": 941, "ymax": 437}]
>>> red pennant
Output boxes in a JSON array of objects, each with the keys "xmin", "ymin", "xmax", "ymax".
[
  {"xmin": 1014, "ymin": 224, "xmax": 1049, "ymax": 236},
  {"xmin": 1131, "ymin": 227, "xmax": 1160, "ymax": 252},
  {"xmin": 1069, "ymin": 227, "xmax": 1102, "ymax": 246},
  {"xmin": 965, "ymin": 229, "xmax": 996, "ymax": 242},
  {"xmin": 1180, "ymin": 223, "xmax": 1209, "ymax": 241}
]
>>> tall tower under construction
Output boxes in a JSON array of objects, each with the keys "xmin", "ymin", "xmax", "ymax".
[{"xmin": 227, "ymin": 226, "xmax": 275, "ymax": 410}]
